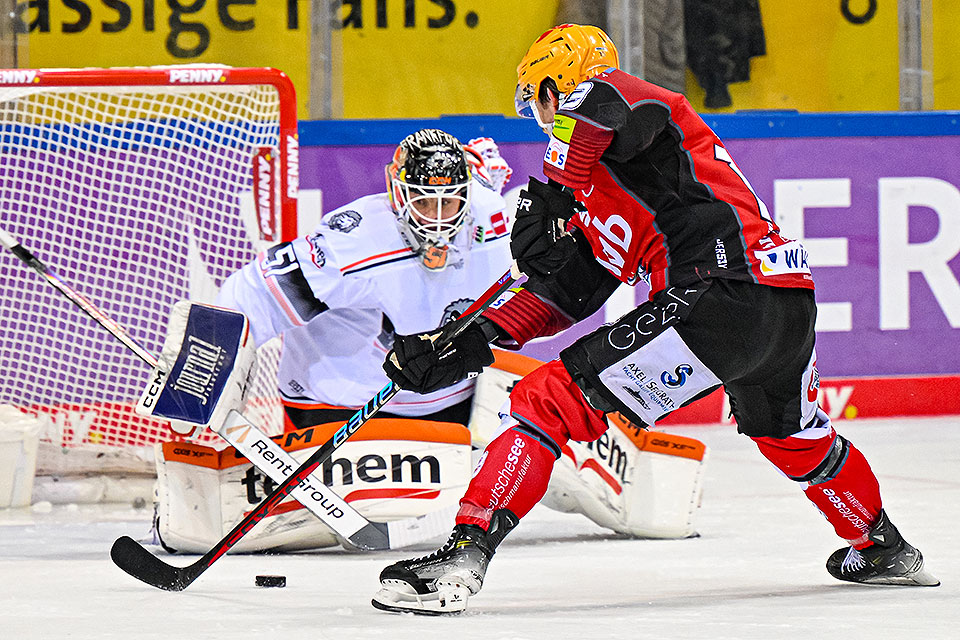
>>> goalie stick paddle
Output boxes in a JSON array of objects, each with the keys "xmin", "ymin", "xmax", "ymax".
[{"xmin": 109, "ymin": 268, "xmax": 518, "ymax": 591}]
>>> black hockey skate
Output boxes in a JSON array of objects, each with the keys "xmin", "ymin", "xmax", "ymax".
[
  {"xmin": 372, "ymin": 509, "xmax": 519, "ymax": 615},
  {"xmin": 826, "ymin": 510, "xmax": 939, "ymax": 587}
]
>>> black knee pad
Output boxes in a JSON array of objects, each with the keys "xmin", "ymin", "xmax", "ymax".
[{"xmin": 794, "ymin": 435, "xmax": 850, "ymax": 485}]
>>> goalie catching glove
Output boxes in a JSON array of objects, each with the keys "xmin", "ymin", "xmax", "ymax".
[
  {"xmin": 511, "ymin": 177, "xmax": 582, "ymax": 278},
  {"xmin": 136, "ymin": 301, "xmax": 257, "ymax": 437},
  {"xmin": 383, "ymin": 321, "xmax": 496, "ymax": 395}
]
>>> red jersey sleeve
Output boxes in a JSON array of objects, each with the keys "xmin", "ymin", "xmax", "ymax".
[{"xmin": 542, "ymin": 113, "xmax": 613, "ymax": 190}]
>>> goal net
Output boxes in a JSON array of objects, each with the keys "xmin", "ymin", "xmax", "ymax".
[{"xmin": 0, "ymin": 66, "xmax": 298, "ymax": 493}]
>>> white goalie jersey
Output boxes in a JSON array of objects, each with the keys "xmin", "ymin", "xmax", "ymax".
[{"xmin": 217, "ymin": 180, "xmax": 512, "ymax": 415}]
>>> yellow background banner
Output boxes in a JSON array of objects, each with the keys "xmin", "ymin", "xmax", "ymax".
[
  {"xmin": 12, "ymin": 0, "xmax": 960, "ymax": 118},
  {"xmin": 336, "ymin": 0, "xmax": 559, "ymax": 118}
]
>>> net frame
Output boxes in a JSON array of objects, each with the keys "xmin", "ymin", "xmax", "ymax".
[{"xmin": 0, "ymin": 66, "xmax": 298, "ymax": 474}]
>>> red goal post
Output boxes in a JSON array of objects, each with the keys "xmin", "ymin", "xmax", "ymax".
[{"xmin": 0, "ymin": 65, "xmax": 299, "ymax": 479}]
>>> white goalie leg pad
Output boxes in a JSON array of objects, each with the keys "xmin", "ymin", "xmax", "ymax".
[
  {"xmin": 136, "ymin": 301, "xmax": 257, "ymax": 436},
  {"xmin": 543, "ymin": 416, "xmax": 708, "ymax": 539},
  {"xmin": 470, "ymin": 352, "xmax": 707, "ymax": 539},
  {"xmin": 154, "ymin": 419, "xmax": 472, "ymax": 553}
]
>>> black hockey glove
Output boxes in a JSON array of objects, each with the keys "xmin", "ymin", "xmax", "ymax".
[
  {"xmin": 511, "ymin": 177, "xmax": 582, "ymax": 278},
  {"xmin": 383, "ymin": 322, "xmax": 495, "ymax": 395}
]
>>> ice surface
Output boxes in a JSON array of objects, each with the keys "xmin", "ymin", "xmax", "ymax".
[{"xmin": 1, "ymin": 417, "xmax": 956, "ymax": 639}]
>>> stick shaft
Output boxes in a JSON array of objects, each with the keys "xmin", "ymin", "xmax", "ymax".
[{"xmin": 0, "ymin": 226, "xmax": 157, "ymax": 367}]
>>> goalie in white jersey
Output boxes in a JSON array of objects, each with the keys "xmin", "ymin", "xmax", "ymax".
[{"xmin": 218, "ymin": 129, "xmax": 512, "ymax": 430}]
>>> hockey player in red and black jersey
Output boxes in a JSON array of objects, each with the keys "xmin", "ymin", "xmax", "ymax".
[{"xmin": 372, "ymin": 24, "xmax": 938, "ymax": 614}]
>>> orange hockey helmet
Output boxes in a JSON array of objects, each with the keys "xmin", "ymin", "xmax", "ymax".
[{"xmin": 515, "ymin": 24, "xmax": 619, "ymax": 120}]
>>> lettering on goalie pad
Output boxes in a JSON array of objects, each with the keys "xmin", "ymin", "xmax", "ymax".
[
  {"xmin": 153, "ymin": 419, "xmax": 472, "ymax": 553},
  {"xmin": 136, "ymin": 301, "xmax": 256, "ymax": 436},
  {"xmin": 470, "ymin": 351, "xmax": 707, "ymax": 539}
]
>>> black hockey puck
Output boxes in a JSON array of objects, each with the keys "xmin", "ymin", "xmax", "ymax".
[{"xmin": 255, "ymin": 575, "xmax": 286, "ymax": 588}]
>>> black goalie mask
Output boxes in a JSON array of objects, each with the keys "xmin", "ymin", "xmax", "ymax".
[{"xmin": 385, "ymin": 129, "xmax": 472, "ymax": 271}]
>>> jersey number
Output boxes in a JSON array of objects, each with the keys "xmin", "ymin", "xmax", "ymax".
[
  {"xmin": 714, "ymin": 144, "xmax": 773, "ymax": 222},
  {"xmin": 260, "ymin": 243, "xmax": 300, "ymax": 278}
]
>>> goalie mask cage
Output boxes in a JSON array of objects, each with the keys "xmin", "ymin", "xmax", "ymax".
[{"xmin": 0, "ymin": 66, "xmax": 298, "ymax": 479}]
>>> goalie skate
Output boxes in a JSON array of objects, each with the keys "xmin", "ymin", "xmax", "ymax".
[
  {"xmin": 371, "ymin": 510, "xmax": 518, "ymax": 615},
  {"xmin": 827, "ymin": 510, "xmax": 939, "ymax": 587}
]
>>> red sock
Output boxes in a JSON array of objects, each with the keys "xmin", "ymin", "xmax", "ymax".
[
  {"xmin": 456, "ymin": 428, "xmax": 557, "ymax": 528},
  {"xmin": 802, "ymin": 443, "xmax": 882, "ymax": 547},
  {"xmin": 754, "ymin": 432, "xmax": 882, "ymax": 547}
]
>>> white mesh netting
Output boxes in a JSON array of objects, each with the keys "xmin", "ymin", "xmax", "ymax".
[{"xmin": 0, "ymin": 68, "xmax": 295, "ymax": 476}]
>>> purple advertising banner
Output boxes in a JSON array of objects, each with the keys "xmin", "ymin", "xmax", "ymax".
[{"xmin": 302, "ymin": 132, "xmax": 960, "ymax": 379}]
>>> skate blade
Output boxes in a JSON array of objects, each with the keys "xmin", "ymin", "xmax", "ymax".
[
  {"xmin": 371, "ymin": 583, "xmax": 470, "ymax": 616},
  {"xmin": 860, "ymin": 566, "xmax": 941, "ymax": 587}
]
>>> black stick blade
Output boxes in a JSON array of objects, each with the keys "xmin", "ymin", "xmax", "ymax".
[{"xmin": 110, "ymin": 536, "xmax": 202, "ymax": 592}]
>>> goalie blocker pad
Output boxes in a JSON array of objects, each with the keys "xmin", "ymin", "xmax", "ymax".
[
  {"xmin": 155, "ymin": 418, "xmax": 472, "ymax": 553},
  {"xmin": 470, "ymin": 351, "xmax": 707, "ymax": 539},
  {"xmin": 136, "ymin": 301, "xmax": 256, "ymax": 434}
]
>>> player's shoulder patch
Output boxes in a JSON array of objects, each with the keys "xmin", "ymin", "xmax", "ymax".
[
  {"xmin": 316, "ymin": 195, "xmax": 409, "ymax": 271},
  {"xmin": 551, "ymin": 113, "xmax": 577, "ymax": 143},
  {"xmin": 324, "ymin": 209, "xmax": 362, "ymax": 233},
  {"xmin": 544, "ymin": 135, "xmax": 569, "ymax": 170}
]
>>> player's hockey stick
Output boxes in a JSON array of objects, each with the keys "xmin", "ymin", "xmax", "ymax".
[
  {"xmin": 1, "ymin": 225, "xmax": 514, "ymax": 556},
  {"xmin": 108, "ymin": 268, "xmax": 517, "ymax": 591}
]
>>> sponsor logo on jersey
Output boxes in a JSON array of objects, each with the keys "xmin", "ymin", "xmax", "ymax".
[
  {"xmin": 588, "ymin": 212, "xmax": 632, "ymax": 278},
  {"xmin": 490, "ymin": 211, "xmax": 508, "ymax": 235},
  {"xmin": 552, "ymin": 114, "xmax": 577, "ymax": 143},
  {"xmin": 306, "ymin": 232, "xmax": 326, "ymax": 268},
  {"xmin": 544, "ymin": 137, "xmax": 569, "ymax": 170},
  {"xmin": 325, "ymin": 210, "xmax": 362, "ymax": 233},
  {"xmin": 621, "ymin": 385, "xmax": 651, "ymax": 411},
  {"xmin": 661, "ymin": 364, "xmax": 694, "ymax": 389},
  {"xmin": 807, "ymin": 361, "xmax": 820, "ymax": 403},
  {"xmin": 560, "ymin": 81, "xmax": 593, "ymax": 111},
  {"xmin": 756, "ymin": 240, "xmax": 811, "ymax": 276},
  {"xmin": 715, "ymin": 238, "xmax": 728, "ymax": 268}
]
